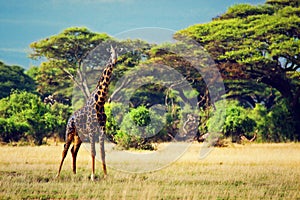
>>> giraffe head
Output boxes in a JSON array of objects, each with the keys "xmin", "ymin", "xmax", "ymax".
[{"xmin": 110, "ymin": 45, "xmax": 117, "ymax": 65}]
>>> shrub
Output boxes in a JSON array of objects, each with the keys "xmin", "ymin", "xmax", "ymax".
[
  {"xmin": 207, "ymin": 100, "xmax": 256, "ymax": 142},
  {"xmin": 265, "ymin": 100, "xmax": 295, "ymax": 142},
  {"xmin": 104, "ymin": 102, "xmax": 127, "ymax": 143},
  {"xmin": 0, "ymin": 90, "xmax": 69, "ymax": 145},
  {"xmin": 0, "ymin": 118, "xmax": 29, "ymax": 143},
  {"xmin": 248, "ymin": 99, "xmax": 296, "ymax": 142},
  {"xmin": 114, "ymin": 106, "xmax": 164, "ymax": 149}
]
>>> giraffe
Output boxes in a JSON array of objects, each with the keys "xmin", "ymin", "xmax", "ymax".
[{"xmin": 56, "ymin": 46, "xmax": 117, "ymax": 181}]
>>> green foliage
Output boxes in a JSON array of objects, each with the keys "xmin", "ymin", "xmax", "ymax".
[
  {"xmin": 207, "ymin": 100, "xmax": 256, "ymax": 142},
  {"xmin": 34, "ymin": 61, "xmax": 73, "ymax": 103},
  {"xmin": 205, "ymin": 99, "xmax": 297, "ymax": 143},
  {"xmin": 0, "ymin": 118, "xmax": 29, "ymax": 143},
  {"xmin": 104, "ymin": 102, "xmax": 127, "ymax": 142},
  {"xmin": 249, "ymin": 100, "xmax": 295, "ymax": 142},
  {"xmin": 147, "ymin": 43, "xmax": 209, "ymax": 106},
  {"xmin": 17, "ymin": 4, "xmax": 299, "ymax": 145},
  {"xmin": 219, "ymin": 4, "xmax": 275, "ymax": 19},
  {"xmin": 30, "ymin": 27, "xmax": 111, "ymax": 102},
  {"xmin": 5, "ymin": 0, "xmax": 300, "ymax": 148},
  {"xmin": 266, "ymin": 0, "xmax": 300, "ymax": 8},
  {"xmin": 206, "ymin": 101, "xmax": 227, "ymax": 133},
  {"xmin": 177, "ymin": 0, "xmax": 300, "ymax": 139},
  {"xmin": 114, "ymin": 106, "xmax": 164, "ymax": 150},
  {"xmin": 129, "ymin": 106, "xmax": 151, "ymax": 127},
  {"xmin": 48, "ymin": 102, "xmax": 72, "ymax": 139},
  {"xmin": 165, "ymin": 104, "xmax": 181, "ymax": 138},
  {"xmin": 129, "ymin": 84, "xmax": 166, "ymax": 108},
  {"xmin": 247, "ymin": 104, "xmax": 268, "ymax": 142},
  {"xmin": 0, "ymin": 91, "xmax": 69, "ymax": 145},
  {"xmin": 30, "ymin": 27, "xmax": 110, "ymax": 62},
  {"xmin": 265, "ymin": 100, "xmax": 295, "ymax": 142},
  {"xmin": 223, "ymin": 102, "xmax": 256, "ymax": 137},
  {"xmin": 117, "ymin": 39, "xmax": 151, "ymax": 67},
  {"xmin": 0, "ymin": 61, "xmax": 36, "ymax": 99},
  {"xmin": 26, "ymin": 66, "xmax": 39, "ymax": 81},
  {"xmin": 183, "ymin": 89, "xmax": 199, "ymax": 99}
]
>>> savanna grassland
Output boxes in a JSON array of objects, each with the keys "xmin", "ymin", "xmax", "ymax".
[{"xmin": 0, "ymin": 142, "xmax": 300, "ymax": 199}]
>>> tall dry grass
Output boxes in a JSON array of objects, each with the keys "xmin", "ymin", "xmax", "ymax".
[{"xmin": 0, "ymin": 142, "xmax": 300, "ymax": 199}]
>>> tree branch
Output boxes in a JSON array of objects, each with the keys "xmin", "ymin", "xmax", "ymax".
[
  {"xmin": 108, "ymin": 76, "xmax": 132, "ymax": 103},
  {"xmin": 165, "ymin": 79, "xmax": 187, "ymax": 107},
  {"xmin": 58, "ymin": 65, "xmax": 89, "ymax": 101}
]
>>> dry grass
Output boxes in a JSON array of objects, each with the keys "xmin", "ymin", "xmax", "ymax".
[{"xmin": 0, "ymin": 142, "xmax": 300, "ymax": 199}]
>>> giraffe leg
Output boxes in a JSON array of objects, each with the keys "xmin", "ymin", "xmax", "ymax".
[
  {"xmin": 91, "ymin": 155, "xmax": 95, "ymax": 181},
  {"xmin": 56, "ymin": 133, "xmax": 74, "ymax": 178},
  {"xmin": 71, "ymin": 135, "xmax": 82, "ymax": 174},
  {"xmin": 100, "ymin": 126, "xmax": 107, "ymax": 177},
  {"xmin": 90, "ymin": 134, "xmax": 96, "ymax": 181}
]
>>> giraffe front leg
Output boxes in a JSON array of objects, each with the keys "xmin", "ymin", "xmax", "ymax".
[
  {"xmin": 71, "ymin": 135, "xmax": 82, "ymax": 174},
  {"xmin": 100, "ymin": 126, "xmax": 107, "ymax": 177},
  {"xmin": 56, "ymin": 133, "xmax": 74, "ymax": 178}
]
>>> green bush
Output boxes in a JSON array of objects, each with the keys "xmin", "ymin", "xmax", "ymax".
[
  {"xmin": 206, "ymin": 101, "xmax": 227, "ymax": 133},
  {"xmin": 265, "ymin": 100, "xmax": 295, "ymax": 142},
  {"xmin": 104, "ymin": 102, "xmax": 127, "ymax": 142},
  {"xmin": 0, "ymin": 90, "xmax": 69, "ymax": 145},
  {"xmin": 207, "ymin": 100, "xmax": 256, "ymax": 142},
  {"xmin": 207, "ymin": 99, "xmax": 296, "ymax": 143},
  {"xmin": 114, "ymin": 106, "xmax": 164, "ymax": 149},
  {"xmin": 130, "ymin": 106, "xmax": 151, "ymax": 127},
  {"xmin": 249, "ymin": 99, "xmax": 295, "ymax": 142},
  {"xmin": 0, "ymin": 118, "xmax": 29, "ymax": 143},
  {"xmin": 48, "ymin": 102, "xmax": 72, "ymax": 139}
]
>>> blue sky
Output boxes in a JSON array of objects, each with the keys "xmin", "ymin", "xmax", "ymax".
[{"xmin": 0, "ymin": 0, "xmax": 264, "ymax": 68}]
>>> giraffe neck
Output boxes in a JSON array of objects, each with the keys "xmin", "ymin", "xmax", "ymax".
[
  {"xmin": 94, "ymin": 46, "xmax": 117, "ymax": 128},
  {"xmin": 96, "ymin": 45, "xmax": 117, "ymax": 93},
  {"xmin": 94, "ymin": 63, "xmax": 115, "ymax": 104}
]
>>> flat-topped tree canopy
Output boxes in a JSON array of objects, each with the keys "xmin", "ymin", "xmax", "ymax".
[{"xmin": 176, "ymin": 0, "xmax": 300, "ymax": 139}]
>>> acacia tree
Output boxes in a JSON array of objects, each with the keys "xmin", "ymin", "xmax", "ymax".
[
  {"xmin": 30, "ymin": 27, "xmax": 152, "ymax": 105},
  {"xmin": 176, "ymin": 0, "xmax": 300, "ymax": 139},
  {"xmin": 30, "ymin": 27, "xmax": 111, "ymax": 102}
]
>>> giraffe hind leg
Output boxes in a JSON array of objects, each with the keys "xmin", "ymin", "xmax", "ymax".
[
  {"xmin": 71, "ymin": 135, "xmax": 82, "ymax": 174},
  {"xmin": 56, "ymin": 134, "xmax": 73, "ymax": 178},
  {"xmin": 89, "ymin": 133, "xmax": 96, "ymax": 181},
  {"xmin": 99, "ymin": 126, "xmax": 107, "ymax": 177}
]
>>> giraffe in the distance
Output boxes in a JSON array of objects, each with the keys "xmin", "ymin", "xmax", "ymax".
[{"xmin": 56, "ymin": 46, "xmax": 117, "ymax": 181}]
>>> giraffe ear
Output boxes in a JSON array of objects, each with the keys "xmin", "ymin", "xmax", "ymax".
[
  {"xmin": 108, "ymin": 45, "xmax": 115, "ymax": 54},
  {"xmin": 110, "ymin": 45, "xmax": 118, "ymax": 57}
]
